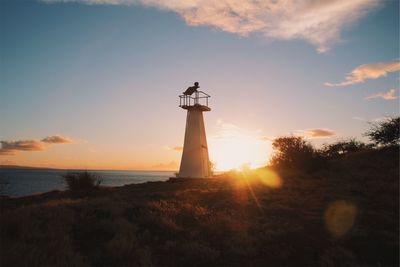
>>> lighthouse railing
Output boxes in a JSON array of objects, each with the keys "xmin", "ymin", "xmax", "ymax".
[{"xmin": 179, "ymin": 91, "xmax": 210, "ymax": 108}]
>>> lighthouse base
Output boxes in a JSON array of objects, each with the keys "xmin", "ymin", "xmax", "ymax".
[{"xmin": 178, "ymin": 106, "xmax": 212, "ymax": 178}]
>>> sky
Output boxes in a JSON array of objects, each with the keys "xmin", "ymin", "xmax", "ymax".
[{"xmin": 0, "ymin": 0, "xmax": 399, "ymax": 171}]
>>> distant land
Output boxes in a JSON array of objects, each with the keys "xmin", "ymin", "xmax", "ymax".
[
  {"xmin": 0, "ymin": 165, "xmax": 61, "ymax": 170},
  {"xmin": 0, "ymin": 165, "xmax": 175, "ymax": 172}
]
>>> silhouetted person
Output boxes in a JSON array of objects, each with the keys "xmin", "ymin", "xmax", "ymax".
[{"xmin": 183, "ymin": 82, "xmax": 200, "ymax": 95}]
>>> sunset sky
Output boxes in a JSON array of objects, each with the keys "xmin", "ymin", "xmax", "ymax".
[{"xmin": 0, "ymin": 0, "xmax": 399, "ymax": 171}]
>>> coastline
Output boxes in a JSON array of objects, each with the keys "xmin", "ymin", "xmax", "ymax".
[{"xmin": 0, "ymin": 168, "xmax": 174, "ymax": 197}]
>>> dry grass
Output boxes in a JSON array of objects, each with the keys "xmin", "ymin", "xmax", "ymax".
[{"xmin": 0, "ymin": 147, "xmax": 398, "ymax": 266}]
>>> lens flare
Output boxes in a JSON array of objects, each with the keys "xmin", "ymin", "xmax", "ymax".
[
  {"xmin": 325, "ymin": 200, "xmax": 357, "ymax": 238},
  {"xmin": 255, "ymin": 169, "xmax": 282, "ymax": 188}
]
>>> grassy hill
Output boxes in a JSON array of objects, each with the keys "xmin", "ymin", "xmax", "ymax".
[{"xmin": 0, "ymin": 147, "xmax": 398, "ymax": 266}]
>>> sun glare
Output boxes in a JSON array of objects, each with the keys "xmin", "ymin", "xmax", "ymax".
[{"xmin": 209, "ymin": 126, "xmax": 271, "ymax": 171}]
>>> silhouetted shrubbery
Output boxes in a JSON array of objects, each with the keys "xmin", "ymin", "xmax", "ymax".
[
  {"xmin": 270, "ymin": 117, "xmax": 400, "ymax": 171},
  {"xmin": 62, "ymin": 171, "xmax": 102, "ymax": 195},
  {"xmin": 320, "ymin": 139, "xmax": 372, "ymax": 158},
  {"xmin": 270, "ymin": 136, "xmax": 324, "ymax": 170},
  {"xmin": 365, "ymin": 117, "xmax": 400, "ymax": 146}
]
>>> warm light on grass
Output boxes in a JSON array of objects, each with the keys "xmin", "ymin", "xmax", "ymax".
[
  {"xmin": 227, "ymin": 167, "xmax": 282, "ymax": 209},
  {"xmin": 255, "ymin": 168, "xmax": 282, "ymax": 188}
]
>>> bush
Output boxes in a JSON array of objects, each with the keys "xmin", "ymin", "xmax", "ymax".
[
  {"xmin": 62, "ymin": 171, "xmax": 102, "ymax": 195},
  {"xmin": 270, "ymin": 136, "xmax": 322, "ymax": 170},
  {"xmin": 365, "ymin": 117, "xmax": 400, "ymax": 146},
  {"xmin": 0, "ymin": 174, "xmax": 9, "ymax": 195},
  {"xmin": 320, "ymin": 139, "xmax": 372, "ymax": 158}
]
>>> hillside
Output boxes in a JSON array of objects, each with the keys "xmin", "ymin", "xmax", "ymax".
[{"xmin": 0, "ymin": 147, "xmax": 398, "ymax": 266}]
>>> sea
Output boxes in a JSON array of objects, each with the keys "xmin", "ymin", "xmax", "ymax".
[{"xmin": 0, "ymin": 168, "xmax": 174, "ymax": 197}]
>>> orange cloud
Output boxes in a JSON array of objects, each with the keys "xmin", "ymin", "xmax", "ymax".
[
  {"xmin": 296, "ymin": 128, "xmax": 336, "ymax": 139},
  {"xmin": 42, "ymin": 135, "xmax": 73, "ymax": 144},
  {"xmin": 0, "ymin": 140, "xmax": 45, "ymax": 155},
  {"xmin": 325, "ymin": 61, "xmax": 400, "ymax": 86},
  {"xmin": 0, "ymin": 135, "xmax": 73, "ymax": 156},
  {"xmin": 365, "ymin": 89, "xmax": 398, "ymax": 100},
  {"xmin": 42, "ymin": 0, "xmax": 380, "ymax": 53}
]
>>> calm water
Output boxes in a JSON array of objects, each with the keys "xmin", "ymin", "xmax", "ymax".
[{"xmin": 0, "ymin": 168, "xmax": 174, "ymax": 197}]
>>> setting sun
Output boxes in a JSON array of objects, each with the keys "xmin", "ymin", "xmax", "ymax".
[{"xmin": 209, "ymin": 125, "xmax": 271, "ymax": 171}]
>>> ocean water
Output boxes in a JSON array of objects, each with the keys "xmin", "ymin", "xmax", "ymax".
[{"xmin": 0, "ymin": 168, "xmax": 174, "ymax": 197}]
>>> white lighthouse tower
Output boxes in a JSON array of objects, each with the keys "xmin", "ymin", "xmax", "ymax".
[{"xmin": 178, "ymin": 82, "xmax": 212, "ymax": 178}]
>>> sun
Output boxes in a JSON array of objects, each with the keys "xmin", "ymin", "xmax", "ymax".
[{"xmin": 208, "ymin": 125, "xmax": 272, "ymax": 172}]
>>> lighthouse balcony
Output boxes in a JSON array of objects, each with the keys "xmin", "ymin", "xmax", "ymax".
[{"xmin": 179, "ymin": 91, "xmax": 211, "ymax": 111}]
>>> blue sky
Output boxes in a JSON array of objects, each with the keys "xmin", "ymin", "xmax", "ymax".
[{"xmin": 0, "ymin": 0, "xmax": 399, "ymax": 170}]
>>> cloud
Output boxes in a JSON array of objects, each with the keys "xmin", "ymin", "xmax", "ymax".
[
  {"xmin": 296, "ymin": 128, "xmax": 336, "ymax": 139},
  {"xmin": 259, "ymin": 136, "xmax": 275, "ymax": 142},
  {"xmin": 163, "ymin": 145, "xmax": 183, "ymax": 152},
  {"xmin": 352, "ymin": 116, "xmax": 366, "ymax": 121},
  {"xmin": 365, "ymin": 88, "xmax": 398, "ymax": 100},
  {"xmin": 0, "ymin": 159, "xmax": 17, "ymax": 165},
  {"xmin": 41, "ymin": 0, "xmax": 380, "ymax": 53},
  {"xmin": 325, "ymin": 61, "xmax": 400, "ymax": 86},
  {"xmin": 42, "ymin": 135, "xmax": 73, "ymax": 144},
  {"xmin": 213, "ymin": 120, "xmax": 244, "ymax": 139},
  {"xmin": 0, "ymin": 140, "xmax": 45, "ymax": 155},
  {"xmin": 0, "ymin": 135, "xmax": 73, "ymax": 156},
  {"xmin": 352, "ymin": 116, "xmax": 391, "ymax": 122}
]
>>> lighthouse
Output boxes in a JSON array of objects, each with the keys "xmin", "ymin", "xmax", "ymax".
[{"xmin": 178, "ymin": 82, "xmax": 212, "ymax": 178}]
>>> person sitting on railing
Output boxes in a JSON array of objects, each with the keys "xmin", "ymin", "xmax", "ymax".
[{"xmin": 183, "ymin": 82, "xmax": 199, "ymax": 96}]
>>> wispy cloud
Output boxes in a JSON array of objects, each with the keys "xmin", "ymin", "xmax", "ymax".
[
  {"xmin": 173, "ymin": 146, "xmax": 183, "ymax": 151},
  {"xmin": 0, "ymin": 135, "xmax": 73, "ymax": 156},
  {"xmin": 296, "ymin": 128, "xmax": 336, "ymax": 139},
  {"xmin": 163, "ymin": 145, "xmax": 183, "ymax": 152},
  {"xmin": 0, "ymin": 140, "xmax": 45, "ymax": 155},
  {"xmin": 352, "ymin": 116, "xmax": 366, "ymax": 121},
  {"xmin": 352, "ymin": 116, "xmax": 391, "ymax": 122},
  {"xmin": 365, "ymin": 88, "xmax": 398, "ymax": 100},
  {"xmin": 259, "ymin": 136, "xmax": 275, "ymax": 142},
  {"xmin": 41, "ymin": 0, "xmax": 380, "ymax": 53},
  {"xmin": 325, "ymin": 61, "xmax": 400, "ymax": 86}
]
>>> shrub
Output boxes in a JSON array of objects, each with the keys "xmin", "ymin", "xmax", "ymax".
[
  {"xmin": 320, "ymin": 139, "xmax": 372, "ymax": 158},
  {"xmin": 270, "ymin": 136, "xmax": 321, "ymax": 170},
  {"xmin": 0, "ymin": 174, "xmax": 9, "ymax": 195},
  {"xmin": 62, "ymin": 171, "xmax": 102, "ymax": 195},
  {"xmin": 365, "ymin": 117, "xmax": 400, "ymax": 146}
]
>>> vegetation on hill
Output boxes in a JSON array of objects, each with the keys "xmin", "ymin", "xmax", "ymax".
[
  {"xmin": 269, "ymin": 116, "xmax": 399, "ymax": 171},
  {"xmin": 0, "ymin": 117, "xmax": 398, "ymax": 266},
  {"xmin": 1, "ymin": 147, "xmax": 398, "ymax": 266}
]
